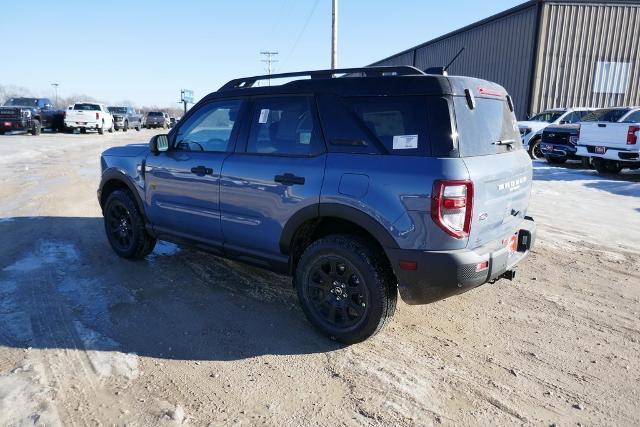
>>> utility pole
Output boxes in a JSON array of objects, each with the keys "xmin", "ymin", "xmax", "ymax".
[
  {"xmin": 51, "ymin": 83, "xmax": 59, "ymax": 107},
  {"xmin": 331, "ymin": 0, "xmax": 338, "ymax": 69},
  {"xmin": 260, "ymin": 51, "xmax": 279, "ymax": 85}
]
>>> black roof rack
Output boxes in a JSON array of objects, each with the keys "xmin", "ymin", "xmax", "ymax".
[{"xmin": 218, "ymin": 66, "xmax": 426, "ymax": 91}]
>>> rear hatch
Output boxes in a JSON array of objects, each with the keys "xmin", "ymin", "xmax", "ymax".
[
  {"xmin": 451, "ymin": 87, "xmax": 532, "ymax": 248},
  {"xmin": 68, "ymin": 104, "xmax": 100, "ymax": 123}
]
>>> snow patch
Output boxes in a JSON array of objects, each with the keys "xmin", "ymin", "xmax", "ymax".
[
  {"xmin": 73, "ymin": 322, "xmax": 139, "ymax": 380},
  {"xmin": 0, "ymin": 361, "xmax": 62, "ymax": 426}
]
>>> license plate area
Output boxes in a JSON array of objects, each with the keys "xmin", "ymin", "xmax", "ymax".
[{"xmin": 595, "ymin": 146, "xmax": 607, "ymax": 154}]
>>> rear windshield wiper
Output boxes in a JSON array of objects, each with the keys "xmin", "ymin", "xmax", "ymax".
[{"xmin": 493, "ymin": 139, "xmax": 515, "ymax": 146}]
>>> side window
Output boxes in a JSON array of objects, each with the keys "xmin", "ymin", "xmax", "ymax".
[
  {"xmin": 344, "ymin": 96, "xmax": 430, "ymax": 156},
  {"xmin": 174, "ymin": 100, "xmax": 242, "ymax": 152},
  {"xmin": 624, "ymin": 111, "xmax": 640, "ymax": 123},
  {"xmin": 246, "ymin": 97, "xmax": 324, "ymax": 156},
  {"xmin": 563, "ymin": 112, "xmax": 580, "ymax": 123}
]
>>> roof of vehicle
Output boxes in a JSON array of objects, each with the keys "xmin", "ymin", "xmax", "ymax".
[{"xmin": 202, "ymin": 66, "xmax": 509, "ymax": 103}]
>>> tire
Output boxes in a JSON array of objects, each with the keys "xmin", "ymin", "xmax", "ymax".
[
  {"xmin": 545, "ymin": 155, "xmax": 566, "ymax": 164},
  {"xmin": 527, "ymin": 137, "xmax": 542, "ymax": 160},
  {"xmin": 108, "ymin": 122, "xmax": 114, "ymax": 133},
  {"xmin": 580, "ymin": 157, "xmax": 593, "ymax": 169},
  {"xmin": 98, "ymin": 121, "xmax": 104, "ymax": 135},
  {"xmin": 135, "ymin": 124, "xmax": 141, "ymax": 131},
  {"xmin": 123, "ymin": 120, "xmax": 129, "ymax": 132},
  {"xmin": 593, "ymin": 158, "xmax": 622, "ymax": 175},
  {"xmin": 29, "ymin": 119, "xmax": 41, "ymax": 136},
  {"xmin": 80, "ymin": 128, "xmax": 87, "ymax": 134},
  {"xmin": 103, "ymin": 190, "xmax": 156, "ymax": 259},
  {"xmin": 295, "ymin": 235, "xmax": 397, "ymax": 344}
]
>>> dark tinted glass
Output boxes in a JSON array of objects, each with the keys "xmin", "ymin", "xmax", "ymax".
[
  {"xmin": 174, "ymin": 100, "xmax": 242, "ymax": 152},
  {"xmin": 453, "ymin": 97, "xmax": 522, "ymax": 157},
  {"xmin": 4, "ymin": 98, "xmax": 38, "ymax": 106},
  {"xmin": 344, "ymin": 96, "xmax": 430, "ymax": 156},
  {"xmin": 582, "ymin": 108, "xmax": 630, "ymax": 122},
  {"xmin": 622, "ymin": 111, "xmax": 640, "ymax": 123},
  {"xmin": 247, "ymin": 97, "xmax": 323, "ymax": 156},
  {"xmin": 73, "ymin": 103, "xmax": 100, "ymax": 110},
  {"xmin": 108, "ymin": 107, "xmax": 127, "ymax": 113},
  {"xmin": 148, "ymin": 112, "xmax": 163, "ymax": 117}
]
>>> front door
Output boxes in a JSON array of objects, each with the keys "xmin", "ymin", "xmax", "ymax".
[
  {"xmin": 145, "ymin": 99, "xmax": 245, "ymax": 246},
  {"xmin": 220, "ymin": 96, "xmax": 326, "ymax": 265}
]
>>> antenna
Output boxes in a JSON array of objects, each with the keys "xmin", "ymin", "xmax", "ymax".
[{"xmin": 444, "ymin": 47, "xmax": 465, "ymax": 72}]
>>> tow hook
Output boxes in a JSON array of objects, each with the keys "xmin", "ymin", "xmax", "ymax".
[{"xmin": 502, "ymin": 270, "xmax": 516, "ymax": 281}]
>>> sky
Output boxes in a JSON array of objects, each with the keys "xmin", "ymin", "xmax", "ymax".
[{"xmin": 0, "ymin": 0, "xmax": 524, "ymax": 107}]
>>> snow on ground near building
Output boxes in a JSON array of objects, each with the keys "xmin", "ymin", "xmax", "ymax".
[{"xmin": 529, "ymin": 160, "xmax": 639, "ymax": 253}]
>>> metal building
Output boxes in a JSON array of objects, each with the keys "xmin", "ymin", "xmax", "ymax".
[{"xmin": 370, "ymin": 0, "xmax": 640, "ymax": 119}]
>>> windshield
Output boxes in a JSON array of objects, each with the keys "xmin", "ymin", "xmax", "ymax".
[
  {"xmin": 147, "ymin": 112, "xmax": 163, "ymax": 117},
  {"xmin": 581, "ymin": 108, "xmax": 631, "ymax": 122},
  {"xmin": 4, "ymin": 98, "xmax": 38, "ymax": 107},
  {"xmin": 108, "ymin": 107, "xmax": 127, "ymax": 114},
  {"xmin": 73, "ymin": 104, "xmax": 100, "ymax": 111},
  {"xmin": 528, "ymin": 111, "xmax": 564, "ymax": 123}
]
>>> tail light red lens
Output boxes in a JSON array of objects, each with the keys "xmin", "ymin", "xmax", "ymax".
[
  {"xmin": 627, "ymin": 125, "xmax": 639, "ymax": 145},
  {"xmin": 95, "ymin": 112, "xmax": 100, "ymax": 120},
  {"xmin": 431, "ymin": 180, "xmax": 474, "ymax": 239}
]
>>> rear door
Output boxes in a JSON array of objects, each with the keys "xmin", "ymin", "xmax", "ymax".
[
  {"xmin": 219, "ymin": 95, "xmax": 326, "ymax": 265},
  {"xmin": 144, "ymin": 99, "xmax": 245, "ymax": 246},
  {"xmin": 452, "ymin": 94, "xmax": 533, "ymax": 248}
]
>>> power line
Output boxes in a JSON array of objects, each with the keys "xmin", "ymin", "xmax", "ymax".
[{"xmin": 281, "ymin": 0, "xmax": 320, "ymax": 68}]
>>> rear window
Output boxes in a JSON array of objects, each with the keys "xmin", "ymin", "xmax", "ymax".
[
  {"xmin": 453, "ymin": 97, "xmax": 522, "ymax": 157},
  {"xmin": 73, "ymin": 103, "xmax": 100, "ymax": 110},
  {"xmin": 582, "ymin": 108, "xmax": 630, "ymax": 122},
  {"xmin": 148, "ymin": 112, "xmax": 163, "ymax": 117}
]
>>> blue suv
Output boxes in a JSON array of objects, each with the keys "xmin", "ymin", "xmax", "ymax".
[{"xmin": 98, "ymin": 67, "xmax": 536, "ymax": 343}]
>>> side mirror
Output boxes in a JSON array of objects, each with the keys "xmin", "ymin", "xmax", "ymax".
[
  {"xmin": 559, "ymin": 120, "xmax": 567, "ymax": 125},
  {"xmin": 150, "ymin": 134, "xmax": 169, "ymax": 153}
]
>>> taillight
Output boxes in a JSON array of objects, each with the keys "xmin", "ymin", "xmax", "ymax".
[
  {"xmin": 431, "ymin": 180, "xmax": 474, "ymax": 239},
  {"xmin": 627, "ymin": 125, "xmax": 639, "ymax": 145},
  {"xmin": 96, "ymin": 112, "xmax": 100, "ymax": 120}
]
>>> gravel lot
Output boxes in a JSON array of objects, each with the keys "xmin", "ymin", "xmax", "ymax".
[{"xmin": 0, "ymin": 130, "xmax": 638, "ymax": 426}]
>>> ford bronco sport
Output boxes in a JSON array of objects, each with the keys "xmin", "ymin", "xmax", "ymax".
[{"xmin": 98, "ymin": 66, "xmax": 536, "ymax": 343}]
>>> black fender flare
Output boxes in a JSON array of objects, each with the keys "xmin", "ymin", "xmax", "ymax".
[
  {"xmin": 279, "ymin": 203, "xmax": 399, "ymax": 255},
  {"xmin": 98, "ymin": 168, "xmax": 147, "ymax": 217}
]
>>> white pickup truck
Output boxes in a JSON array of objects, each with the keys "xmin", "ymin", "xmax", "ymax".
[
  {"xmin": 576, "ymin": 107, "xmax": 640, "ymax": 174},
  {"xmin": 64, "ymin": 102, "xmax": 114, "ymax": 134}
]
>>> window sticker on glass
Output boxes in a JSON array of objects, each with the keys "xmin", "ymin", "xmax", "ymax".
[
  {"xmin": 259, "ymin": 109, "xmax": 270, "ymax": 124},
  {"xmin": 392, "ymin": 134, "xmax": 418, "ymax": 150}
]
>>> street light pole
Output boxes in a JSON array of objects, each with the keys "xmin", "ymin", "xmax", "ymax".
[
  {"xmin": 51, "ymin": 83, "xmax": 59, "ymax": 106},
  {"xmin": 331, "ymin": 0, "xmax": 338, "ymax": 69}
]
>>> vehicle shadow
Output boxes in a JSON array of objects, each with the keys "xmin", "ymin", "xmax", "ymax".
[
  {"xmin": 532, "ymin": 161, "xmax": 640, "ymax": 198},
  {"xmin": 0, "ymin": 216, "xmax": 342, "ymax": 361}
]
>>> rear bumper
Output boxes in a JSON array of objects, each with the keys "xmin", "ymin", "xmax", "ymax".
[
  {"xmin": 387, "ymin": 217, "xmax": 536, "ymax": 305},
  {"xmin": 577, "ymin": 145, "xmax": 640, "ymax": 162},
  {"xmin": 65, "ymin": 120, "xmax": 100, "ymax": 129}
]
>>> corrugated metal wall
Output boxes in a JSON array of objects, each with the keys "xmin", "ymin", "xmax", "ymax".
[
  {"xmin": 531, "ymin": 2, "xmax": 640, "ymax": 113},
  {"xmin": 371, "ymin": 4, "xmax": 539, "ymax": 119}
]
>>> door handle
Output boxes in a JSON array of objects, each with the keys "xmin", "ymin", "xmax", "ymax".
[
  {"xmin": 190, "ymin": 165, "xmax": 213, "ymax": 175},
  {"xmin": 274, "ymin": 173, "xmax": 305, "ymax": 185}
]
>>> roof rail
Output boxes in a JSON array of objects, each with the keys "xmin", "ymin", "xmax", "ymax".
[{"xmin": 218, "ymin": 66, "xmax": 426, "ymax": 91}]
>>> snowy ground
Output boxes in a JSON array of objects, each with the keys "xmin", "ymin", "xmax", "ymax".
[{"xmin": 0, "ymin": 132, "xmax": 638, "ymax": 426}]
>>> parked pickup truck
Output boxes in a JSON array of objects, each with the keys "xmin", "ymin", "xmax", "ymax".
[
  {"xmin": 144, "ymin": 111, "xmax": 169, "ymax": 129},
  {"xmin": 540, "ymin": 108, "xmax": 627, "ymax": 165},
  {"xmin": 65, "ymin": 102, "xmax": 114, "ymax": 134},
  {"xmin": 0, "ymin": 97, "xmax": 64, "ymax": 135},
  {"xmin": 108, "ymin": 106, "xmax": 143, "ymax": 132},
  {"xmin": 576, "ymin": 107, "xmax": 640, "ymax": 174},
  {"xmin": 518, "ymin": 108, "xmax": 594, "ymax": 159}
]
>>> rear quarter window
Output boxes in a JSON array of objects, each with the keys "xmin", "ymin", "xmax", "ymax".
[
  {"xmin": 453, "ymin": 97, "xmax": 522, "ymax": 157},
  {"xmin": 339, "ymin": 96, "xmax": 456, "ymax": 157}
]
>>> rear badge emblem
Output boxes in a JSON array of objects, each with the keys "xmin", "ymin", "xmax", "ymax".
[{"xmin": 479, "ymin": 213, "xmax": 488, "ymax": 221}]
